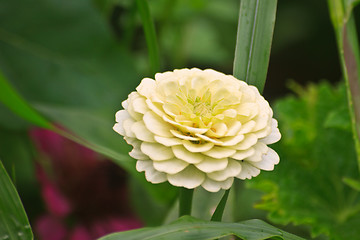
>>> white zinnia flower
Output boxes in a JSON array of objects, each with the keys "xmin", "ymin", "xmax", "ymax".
[{"xmin": 113, "ymin": 68, "xmax": 281, "ymax": 192}]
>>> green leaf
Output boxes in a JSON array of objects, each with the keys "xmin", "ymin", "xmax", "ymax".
[
  {"xmin": 248, "ymin": 82, "xmax": 360, "ymax": 239},
  {"xmin": 233, "ymin": 0, "xmax": 277, "ymax": 93},
  {"xmin": 343, "ymin": 177, "xmax": 360, "ymax": 191},
  {"xmin": 99, "ymin": 215, "xmax": 304, "ymax": 240},
  {"xmin": 0, "ymin": 70, "xmax": 52, "ymax": 129},
  {"xmin": 0, "ymin": 160, "xmax": 33, "ymax": 240}
]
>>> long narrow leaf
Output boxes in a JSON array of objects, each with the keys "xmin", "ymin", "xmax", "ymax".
[
  {"xmin": 0, "ymin": 70, "xmax": 52, "ymax": 129},
  {"xmin": 233, "ymin": 0, "xmax": 277, "ymax": 93},
  {"xmin": 0, "ymin": 160, "xmax": 33, "ymax": 240},
  {"xmin": 328, "ymin": 0, "xmax": 360, "ymax": 170},
  {"xmin": 100, "ymin": 215, "xmax": 304, "ymax": 240}
]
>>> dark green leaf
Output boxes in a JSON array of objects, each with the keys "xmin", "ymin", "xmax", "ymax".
[
  {"xmin": 233, "ymin": 0, "xmax": 277, "ymax": 92},
  {"xmin": 99, "ymin": 215, "xmax": 304, "ymax": 240},
  {"xmin": 0, "ymin": 160, "xmax": 33, "ymax": 240}
]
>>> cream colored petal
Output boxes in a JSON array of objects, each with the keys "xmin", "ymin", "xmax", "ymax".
[
  {"xmin": 260, "ymin": 119, "xmax": 281, "ymax": 144},
  {"xmin": 207, "ymin": 159, "xmax": 242, "ymax": 181},
  {"xmin": 238, "ymin": 121, "xmax": 256, "ymax": 134},
  {"xmin": 208, "ymin": 123, "xmax": 227, "ymax": 137},
  {"xmin": 115, "ymin": 110, "xmax": 130, "ymax": 123},
  {"xmin": 191, "ymin": 76, "xmax": 208, "ymax": 92},
  {"xmin": 251, "ymin": 148, "xmax": 279, "ymax": 171},
  {"xmin": 132, "ymin": 97, "xmax": 148, "ymax": 114},
  {"xmin": 154, "ymin": 136, "xmax": 183, "ymax": 146},
  {"xmin": 146, "ymin": 99, "xmax": 165, "ymax": 117},
  {"xmin": 245, "ymin": 142, "xmax": 268, "ymax": 162},
  {"xmin": 223, "ymin": 109, "xmax": 237, "ymax": 118},
  {"xmin": 195, "ymin": 156, "xmax": 228, "ymax": 173},
  {"xmin": 131, "ymin": 121, "xmax": 155, "ymax": 142},
  {"xmin": 254, "ymin": 125, "xmax": 272, "ymax": 138},
  {"xmin": 172, "ymin": 145, "xmax": 204, "ymax": 164},
  {"xmin": 252, "ymin": 114, "xmax": 270, "ymax": 132},
  {"xmin": 236, "ymin": 103, "xmax": 258, "ymax": 117},
  {"xmin": 167, "ymin": 165, "xmax": 205, "ymax": 189},
  {"xmin": 136, "ymin": 160, "xmax": 151, "ymax": 172},
  {"xmin": 129, "ymin": 147, "xmax": 148, "ymax": 160},
  {"xmin": 231, "ymin": 148, "xmax": 255, "ymax": 161},
  {"xmin": 163, "ymin": 115, "xmax": 208, "ymax": 134},
  {"xmin": 136, "ymin": 78, "xmax": 156, "ymax": 98},
  {"xmin": 143, "ymin": 112, "xmax": 173, "ymax": 137},
  {"xmin": 203, "ymin": 147, "xmax": 236, "ymax": 159},
  {"xmin": 113, "ymin": 123, "xmax": 125, "ymax": 136},
  {"xmin": 183, "ymin": 141, "xmax": 214, "ymax": 153},
  {"xmin": 232, "ymin": 133, "xmax": 258, "ymax": 150},
  {"xmin": 121, "ymin": 99, "xmax": 128, "ymax": 109},
  {"xmin": 195, "ymin": 134, "xmax": 223, "ymax": 144},
  {"xmin": 218, "ymin": 134, "xmax": 245, "ymax": 146},
  {"xmin": 225, "ymin": 121, "xmax": 242, "ymax": 136},
  {"xmin": 201, "ymin": 177, "xmax": 234, "ymax": 192},
  {"xmin": 153, "ymin": 158, "xmax": 189, "ymax": 174},
  {"xmin": 163, "ymin": 103, "xmax": 181, "ymax": 117},
  {"xmin": 170, "ymin": 130, "xmax": 200, "ymax": 141},
  {"xmin": 141, "ymin": 142, "xmax": 174, "ymax": 161},
  {"xmin": 123, "ymin": 118, "xmax": 136, "ymax": 138},
  {"xmin": 237, "ymin": 161, "xmax": 260, "ymax": 180}
]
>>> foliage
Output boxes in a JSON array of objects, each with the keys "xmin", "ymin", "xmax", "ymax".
[
  {"xmin": 0, "ymin": 160, "xmax": 33, "ymax": 240},
  {"xmin": 248, "ymin": 82, "xmax": 360, "ymax": 239},
  {"xmin": 99, "ymin": 215, "xmax": 304, "ymax": 240}
]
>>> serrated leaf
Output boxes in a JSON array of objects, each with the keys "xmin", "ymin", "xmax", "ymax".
[
  {"xmin": 248, "ymin": 82, "xmax": 360, "ymax": 239},
  {"xmin": 100, "ymin": 215, "xmax": 304, "ymax": 240}
]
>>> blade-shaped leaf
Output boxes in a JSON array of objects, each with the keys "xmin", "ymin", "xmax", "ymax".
[
  {"xmin": 233, "ymin": 0, "xmax": 277, "ymax": 93},
  {"xmin": 0, "ymin": 70, "xmax": 52, "ymax": 129},
  {"xmin": 0, "ymin": 160, "xmax": 33, "ymax": 240},
  {"xmin": 100, "ymin": 215, "xmax": 304, "ymax": 240}
]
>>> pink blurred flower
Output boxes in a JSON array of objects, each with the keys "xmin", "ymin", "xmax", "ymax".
[{"xmin": 31, "ymin": 128, "xmax": 142, "ymax": 240}]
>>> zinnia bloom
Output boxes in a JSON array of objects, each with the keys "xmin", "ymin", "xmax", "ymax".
[{"xmin": 113, "ymin": 68, "xmax": 280, "ymax": 192}]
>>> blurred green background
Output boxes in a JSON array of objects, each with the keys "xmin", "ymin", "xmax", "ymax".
[{"xmin": 0, "ymin": 0, "xmax": 359, "ymax": 239}]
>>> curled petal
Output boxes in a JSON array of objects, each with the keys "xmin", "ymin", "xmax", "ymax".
[
  {"xmin": 131, "ymin": 121, "xmax": 155, "ymax": 142},
  {"xmin": 143, "ymin": 112, "xmax": 173, "ymax": 137},
  {"xmin": 203, "ymin": 147, "xmax": 236, "ymax": 159},
  {"xmin": 154, "ymin": 136, "xmax": 183, "ymax": 146},
  {"xmin": 207, "ymin": 159, "xmax": 242, "ymax": 181},
  {"xmin": 195, "ymin": 157, "xmax": 228, "ymax": 173},
  {"xmin": 136, "ymin": 78, "xmax": 156, "ymax": 98},
  {"xmin": 237, "ymin": 161, "xmax": 261, "ymax": 180},
  {"xmin": 172, "ymin": 145, "xmax": 204, "ymax": 164},
  {"xmin": 183, "ymin": 141, "xmax": 214, "ymax": 153},
  {"xmin": 167, "ymin": 165, "xmax": 205, "ymax": 189},
  {"xmin": 153, "ymin": 158, "xmax": 189, "ymax": 174},
  {"xmin": 141, "ymin": 142, "xmax": 174, "ymax": 161},
  {"xmin": 201, "ymin": 177, "xmax": 234, "ymax": 192}
]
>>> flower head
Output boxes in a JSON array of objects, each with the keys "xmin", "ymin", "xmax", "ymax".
[{"xmin": 113, "ymin": 68, "xmax": 281, "ymax": 192}]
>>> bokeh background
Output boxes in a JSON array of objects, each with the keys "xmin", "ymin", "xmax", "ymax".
[{"xmin": 1, "ymin": 0, "xmax": 359, "ymax": 239}]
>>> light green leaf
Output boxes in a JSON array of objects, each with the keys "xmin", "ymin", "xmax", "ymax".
[
  {"xmin": 0, "ymin": 160, "xmax": 33, "ymax": 240},
  {"xmin": 233, "ymin": 0, "xmax": 277, "ymax": 93},
  {"xmin": 100, "ymin": 215, "xmax": 304, "ymax": 240},
  {"xmin": 248, "ymin": 82, "xmax": 360, "ymax": 239}
]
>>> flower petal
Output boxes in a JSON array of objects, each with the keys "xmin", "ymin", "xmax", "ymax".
[
  {"xmin": 250, "ymin": 148, "xmax": 279, "ymax": 170},
  {"xmin": 129, "ymin": 147, "xmax": 148, "ymax": 160},
  {"xmin": 260, "ymin": 119, "xmax": 281, "ymax": 144},
  {"xmin": 207, "ymin": 159, "xmax": 242, "ymax": 181},
  {"xmin": 225, "ymin": 121, "xmax": 242, "ymax": 136},
  {"xmin": 218, "ymin": 134, "xmax": 245, "ymax": 146},
  {"xmin": 141, "ymin": 142, "xmax": 174, "ymax": 161},
  {"xmin": 245, "ymin": 142, "xmax": 268, "ymax": 162},
  {"xmin": 231, "ymin": 148, "xmax": 255, "ymax": 161},
  {"xmin": 154, "ymin": 136, "xmax": 183, "ymax": 146},
  {"xmin": 232, "ymin": 133, "xmax": 258, "ymax": 150},
  {"xmin": 123, "ymin": 118, "xmax": 136, "ymax": 138},
  {"xmin": 237, "ymin": 161, "xmax": 260, "ymax": 180},
  {"xmin": 132, "ymin": 96, "xmax": 148, "ymax": 114},
  {"xmin": 131, "ymin": 121, "xmax": 155, "ymax": 142},
  {"xmin": 153, "ymin": 158, "xmax": 189, "ymax": 174},
  {"xmin": 136, "ymin": 78, "xmax": 156, "ymax": 98},
  {"xmin": 143, "ymin": 112, "xmax": 173, "ymax": 137},
  {"xmin": 170, "ymin": 130, "xmax": 201, "ymax": 141},
  {"xmin": 195, "ymin": 156, "xmax": 228, "ymax": 173},
  {"xmin": 201, "ymin": 177, "xmax": 234, "ymax": 192},
  {"xmin": 172, "ymin": 145, "xmax": 204, "ymax": 164},
  {"xmin": 183, "ymin": 141, "xmax": 214, "ymax": 153},
  {"xmin": 167, "ymin": 165, "xmax": 205, "ymax": 189},
  {"xmin": 195, "ymin": 134, "xmax": 223, "ymax": 144},
  {"xmin": 203, "ymin": 147, "xmax": 236, "ymax": 159}
]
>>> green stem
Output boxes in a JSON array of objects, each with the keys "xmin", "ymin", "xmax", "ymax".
[
  {"xmin": 211, "ymin": 189, "xmax": 230, "ymax": 221},
  {"xmin": 179, "ymin": 188, "xmax": 193, "ymax": 217},
  {"xmin": 135, "ymin": 0, "xmax": 160, "ymax": 75}
]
